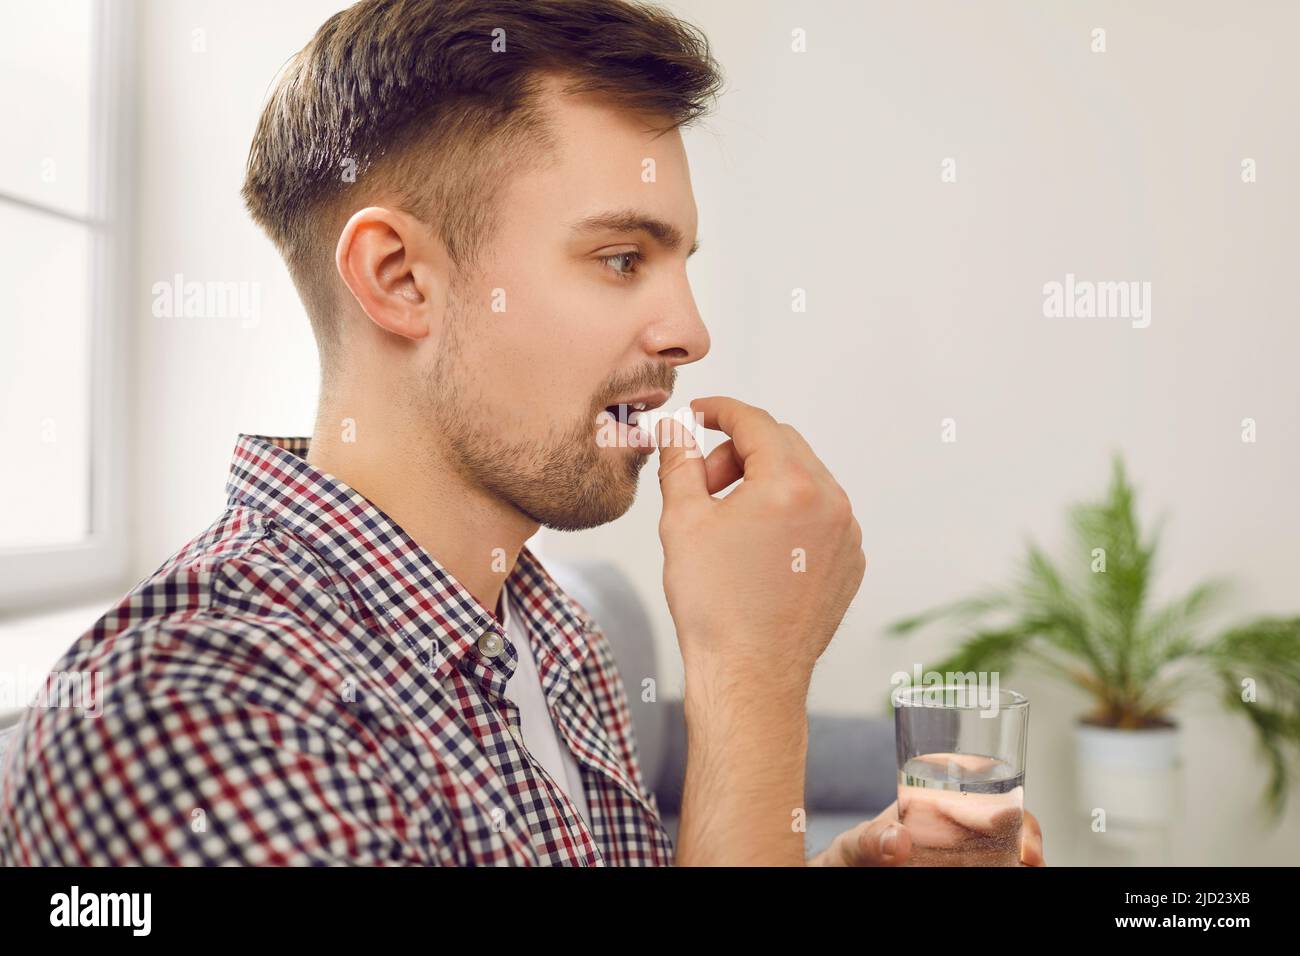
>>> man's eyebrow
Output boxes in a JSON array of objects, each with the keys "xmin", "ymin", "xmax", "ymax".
[{"xmin": 570, "ymin": 209, "xmax": 700, "ymax": 257}]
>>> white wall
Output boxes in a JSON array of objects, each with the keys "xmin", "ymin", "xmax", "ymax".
[{"xmin": 128, "ymin": 0, "xmax": 1300, "ymax": 864}]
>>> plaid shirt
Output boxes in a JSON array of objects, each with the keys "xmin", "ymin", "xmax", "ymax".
[{"xmin": 0, "ymin": 435, "xmax": 675, "ymax": 866}]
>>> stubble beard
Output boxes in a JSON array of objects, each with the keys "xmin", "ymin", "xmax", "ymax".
[{"xmin": 426, "ymin": 307, "xmax": 647, "ymax": 533}]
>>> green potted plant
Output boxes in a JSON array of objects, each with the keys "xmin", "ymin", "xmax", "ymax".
[{"xmin": 888, "ymin": 456, "xmax": 1300, "ymax": 834}]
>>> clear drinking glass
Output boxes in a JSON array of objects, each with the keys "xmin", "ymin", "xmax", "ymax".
[{"xmin": 892, "ymin": 685, "xmax": 1029, "ymax": 866}]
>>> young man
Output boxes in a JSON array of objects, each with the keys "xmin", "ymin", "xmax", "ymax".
[{"xmin": 1, "ymin": 0, "xmax": 1041, "ymax": 866}]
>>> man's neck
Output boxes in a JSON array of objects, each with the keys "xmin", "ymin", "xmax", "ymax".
[{"xmin": 305, "ymin": 412, "xmax": 538, "ymax": 617}]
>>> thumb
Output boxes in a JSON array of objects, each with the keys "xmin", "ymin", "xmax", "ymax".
[
  {"xmin": 830, "ymin": 815, "xmax": 912, "ymax": 867},
  {"xmin": 655, "ymin": 416, "xmax": 708, "ymax": 506}
]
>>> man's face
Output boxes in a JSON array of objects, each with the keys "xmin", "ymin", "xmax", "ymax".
[{"xmin": 426, "ymin": 80, "xmax": 710, "ymax": 531}]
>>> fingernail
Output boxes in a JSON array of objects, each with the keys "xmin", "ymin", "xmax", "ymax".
[{"xmin": 879, "ymin": 825, "xmax": 899, "ymax": 858}]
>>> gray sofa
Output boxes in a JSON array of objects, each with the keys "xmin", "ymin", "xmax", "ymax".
[{"xmin": 0, "ymin": 559, "xmax": 897, "ymax": 861}]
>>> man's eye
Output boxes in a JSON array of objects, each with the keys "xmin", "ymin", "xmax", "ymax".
[{"xmin": 599, "ymin": 251, "xmax": 644, "ymax": 280}]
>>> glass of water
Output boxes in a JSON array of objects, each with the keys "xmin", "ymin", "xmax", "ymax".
[{"xmin": 892, "ymin": 685, "xmax": 1029, "ymax": 866}]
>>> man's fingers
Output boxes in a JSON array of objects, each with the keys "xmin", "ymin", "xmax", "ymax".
[
  {"xmin": 703, "ymin": 438, "xmax": 743, "ymax": 494},
  {"xmin": 815, "ymin": 801, "xmax": 1041, "ymax": 867},
  {"xmin": 846, "ymin": 817, "xmax": 911, "ymax": 867},
  {"xmin": 820, "ymin": 802, "xmax": 910, "ymax": 867},
  {"xmin": 1020, "ymin": 809, "xmax": 1045, "ymax": 866},
  {"xmin": 655, "ymin": 417, "xmax": 708, "ymax": 505},
  {"xmin": 689, "ymin": 396, "xmax": 788, "ymax": 476}
]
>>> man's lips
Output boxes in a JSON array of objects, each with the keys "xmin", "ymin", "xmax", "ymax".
[
  {"xmin": 597, "ymin": 389, "xmax": 670, "ymax": 455},
  {"xmin": 602, "ymin": 389, "xmax": 670, "ymax": 426}
]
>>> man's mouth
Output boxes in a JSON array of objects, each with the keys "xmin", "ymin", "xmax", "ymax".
[
  {"xmin": 603, "ymin": 401, "xmax": 650, "ymax": 427},
  {"xmin": 602, "ymin": 390, "xmax": 669, "ymax": 428},
  {"xmin": 599, "ymin": 390, "xmax": 670, "ymax": 453}
]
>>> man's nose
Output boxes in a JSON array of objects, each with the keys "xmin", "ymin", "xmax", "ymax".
[{"xmin": 643, "ymin": 278, "xmax": 710, "ymax": 366}]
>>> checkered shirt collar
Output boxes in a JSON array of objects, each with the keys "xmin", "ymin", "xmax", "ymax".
[{"xmin": 225, "ymin": 434, "xmax": 597, "ymax": 680}]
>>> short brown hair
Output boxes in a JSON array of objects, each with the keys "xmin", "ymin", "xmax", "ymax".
[{"xmin": 241, "ymin": 0, "xmax": 723, "ymax": 368}]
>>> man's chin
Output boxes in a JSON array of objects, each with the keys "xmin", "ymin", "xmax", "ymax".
[{"xmin": 527, "ymin": 455, "xmax": 645, "ymax": 532}]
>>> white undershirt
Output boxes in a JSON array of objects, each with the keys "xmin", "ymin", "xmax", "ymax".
[{"xmin": 499, "ymin": 585, "xmax": 592, "ymax": 832}]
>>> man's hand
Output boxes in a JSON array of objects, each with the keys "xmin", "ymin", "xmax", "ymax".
[
  {"xmin": 656, "ymin": 396, "xmax": 866, "ymax": 689},
  {"xmin": 658, "ymin": 396, "xmax": 866, "ymax": 866},
  {"xmin": 807, "ymin": 801, "xmax": 1046, "ymax": 867}
]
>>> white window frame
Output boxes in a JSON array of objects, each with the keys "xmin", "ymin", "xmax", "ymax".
[{"xmin": 0, "ymin": 0, "xmax": 136, "ymax": 611}]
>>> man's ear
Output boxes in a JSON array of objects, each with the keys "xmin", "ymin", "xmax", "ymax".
[{"xmin": 334, "ymin": 206, "xmax": 446, "ymax": 341}]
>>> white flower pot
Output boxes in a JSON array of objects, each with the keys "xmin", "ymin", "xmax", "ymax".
[{"xmin": 1073, "ymin": 721, "xmax": 1182, "ymax": 840}]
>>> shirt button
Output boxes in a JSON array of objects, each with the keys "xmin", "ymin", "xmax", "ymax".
[{"xmin": 477, "ymin": 631, "xmax": 505, "ymax": 658}]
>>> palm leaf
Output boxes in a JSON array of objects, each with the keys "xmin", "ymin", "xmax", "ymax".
[
  {"xmin": 1130, "ymin": 578, "xmax": 1232, "ymax": 686},
  {"xmin": 1069, "ymin": 456, "xmax": 1158, "ymax": 696},
  {"xmin": 1017, "ymin": 543, "xmax": 1114, "ymax": 687},
  {"xmin": 1193, "ymin": 617, "xmax": 1300, "ymax": 818},
  {"xmin": 886, "ymin": 592, "xmax": 1011, "ymax": 636}
]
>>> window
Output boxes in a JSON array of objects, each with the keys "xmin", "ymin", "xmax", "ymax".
[{"xmin": 0, "ymin": 0, "xmax": 134, "ymax": 608}]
